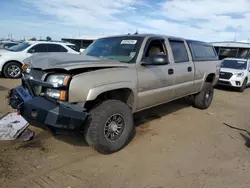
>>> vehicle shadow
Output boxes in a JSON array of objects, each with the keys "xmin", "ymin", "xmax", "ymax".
[
  {"xmin": 215, "ymin": 85, "xmax": 250, "ymax": 92},
  {"xmin": 121, "ymin": 98, "xmax": 190, "ymax": 148},
  {"xmin": 29, "ymin": 122, "xmax": 89, "ymax": 147},
  {"xmin": 215, "ymin": 85, "xmax": 239, "ymax": 92},
  {"xmin": 133, "ymin": 98, "xmax": 189, "ymax": 127},
  {"xmin": 29, "ymin": 98, "xmax": 190, "ymax": 149}
]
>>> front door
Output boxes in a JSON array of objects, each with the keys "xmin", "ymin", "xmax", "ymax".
[{"xmin": 136, "ymin": 37, "xmax": 175, "ymax": 110}]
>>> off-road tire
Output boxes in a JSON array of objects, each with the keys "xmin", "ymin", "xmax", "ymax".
[
  {"xmin": 3, "ymin": 61, "xmax": 22, "ymax": 78},
  {"xmin": 238, "ymin": 78, "xmax": 247, "ymax": 92},
  {"xmin": 193, "ymin": 83, "xmax": 214, "ymax": 110},
  {"xmin": 84, "ymin": 99, "xmax": 134, "ymax": 154}
]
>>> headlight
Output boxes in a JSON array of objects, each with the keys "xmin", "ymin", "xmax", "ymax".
[
  {"xmin": 21, "ymin": 63, "xmax": 31, "ymax": 73},
  {"xmin": 234, "ymin": 72, "xmax": 244, "ymax": 77},
  {"xmin": 22, "ymin": 58, "xmax": 32, "ymax": 73},
  {"xmin": 45, "ymin": 88, "xmax": 61, "ymax": 99},
  {"xmin": 46, "ymin": 74, "xmax": 71, "ymax": 87},
  {"xmin": 45, "ymin": 74, "xmax": 71, "ymax": 100}
]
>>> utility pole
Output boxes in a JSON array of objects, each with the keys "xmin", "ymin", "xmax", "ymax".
[{"xmin": 234, "ymin": 30, "xmax": 237, "ymax": 42}]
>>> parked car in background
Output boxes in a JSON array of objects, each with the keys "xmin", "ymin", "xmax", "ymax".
[
  {"xmin": 0, "ymin": 41, "xmax": 79, "ymax": 78},
  {"xmin": 0, "ymin": 42, "xmax": 19, "ymax": 50},
  {"xmin": 217, "ymin": 58, "xmax": 250, "ymax": 92},
  {"xmin": 8, "ymin": 34, "xmax": 220, "ymax": 154}
]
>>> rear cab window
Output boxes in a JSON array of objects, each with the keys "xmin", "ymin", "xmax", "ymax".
[{"xmin": 187, "ymin": 40, "xmax": 218, "ymax": 61}]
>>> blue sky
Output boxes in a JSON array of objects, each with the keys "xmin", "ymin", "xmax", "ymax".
[{"xmin": 0, "ymin": 0, "xmax": 250, "ymax": 42}]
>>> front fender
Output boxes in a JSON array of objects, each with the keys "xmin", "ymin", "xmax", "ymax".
[
  {"xmin": 87, "ymin": 81, "xmax": 135, "ymax": 100},
  {"xmin": 87, "ymin": 81, "xmax": 137, "ymax": 111}
]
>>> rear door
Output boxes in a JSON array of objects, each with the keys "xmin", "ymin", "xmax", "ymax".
[{"xmin": 168, "ymin": 39, "xmax": 195, "ymax": 98}]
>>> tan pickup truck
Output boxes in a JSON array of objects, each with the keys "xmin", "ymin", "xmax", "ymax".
[{"xmin": 8, "ymin": 34, "xmax": 220, "ymax": 154}]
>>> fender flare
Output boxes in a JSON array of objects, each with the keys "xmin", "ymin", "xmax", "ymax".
[{"xmin": 86, "ymin": 81, "xmax": 137, "ymax": 110}]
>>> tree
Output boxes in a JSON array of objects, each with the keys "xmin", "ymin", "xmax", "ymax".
[
  {"xmin": 29, "ymin": 37, "xmax": 37, "ymax": 41},
  {"xmin": 46, "ymin": 36, "xmax": 52, "ymax": 41}
]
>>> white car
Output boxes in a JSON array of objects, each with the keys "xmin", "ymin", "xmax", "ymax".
[
  {"xmin": 218, "ymin": 58, "xmax": 250, "ymax": 92},
  {"xmin": 0, "ymin": 41, "xmax": 79, "ymax": 78}
]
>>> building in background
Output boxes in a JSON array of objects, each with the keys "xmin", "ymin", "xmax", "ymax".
[
  {"xmin": 211, "ymin": 41, "xmax": 250, "ymax": 60},
  {"xmin": 61, "ymin": 36, "xmax": 102, "ymax": 51}
]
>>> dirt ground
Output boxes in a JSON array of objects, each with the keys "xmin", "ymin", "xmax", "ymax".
[{"xmin": 1, "ymin": 78, "xmax": 250, "ymax": 188}]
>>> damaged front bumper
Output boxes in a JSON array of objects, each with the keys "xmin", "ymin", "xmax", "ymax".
[{"xmin": 8, "ymin": 85, "xmax": 88, "ymax": 130}]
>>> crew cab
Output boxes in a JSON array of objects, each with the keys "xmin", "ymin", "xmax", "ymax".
[
  {"xmin": 217, "ymin": 58, "xmax": 250, "ymax": 92},
  {"xmin": 8, "ymin": 34, "xmax": 220, "ymax": 154},
  {"xmin": 0, "ymin": 41, "xmax": 79, "ymax": 78}
]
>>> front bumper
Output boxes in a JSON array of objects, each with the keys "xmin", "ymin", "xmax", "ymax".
[
  {"xmin": 218, "ymin": 77, "xmax": 245, "ymax": 88},
  {"xmin": 8, "ymin": 86, "xmax": 88, "ymax": 130}
]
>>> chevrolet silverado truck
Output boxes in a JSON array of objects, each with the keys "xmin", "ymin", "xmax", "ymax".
[{"xmin": 8, "ymin": 34, "xmax": 220, "ymax": 154}]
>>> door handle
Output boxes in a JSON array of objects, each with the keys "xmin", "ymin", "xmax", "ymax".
[
  {"xmin": 168, "ymin": 68, "xmax": 174, "ymax": 75},
  {"xmin": 187, "ymin": 67, "xmax": 192, "ymax": 72}
]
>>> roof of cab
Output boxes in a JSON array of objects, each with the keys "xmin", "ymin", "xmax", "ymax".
[{"xmin": 98, "ymin": 33, "xmax": 212, "ymax": 45}]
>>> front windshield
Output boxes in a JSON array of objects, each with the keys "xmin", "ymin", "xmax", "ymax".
[
  {"xmin": 82, "ymin": 36, "xmax": 143, "ymax": 63},
  {"xmin": 221, "ymin": 59, "xmax": 247, "ymax": 70},
  {"xmin": 8, "ymin": 42, "xmax": 31, "ymax": 52}
]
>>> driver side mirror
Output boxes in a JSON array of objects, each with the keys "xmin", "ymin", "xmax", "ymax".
[{"xmin": 141, "ymin": 54, "xmax": 169, "ymax": 66}]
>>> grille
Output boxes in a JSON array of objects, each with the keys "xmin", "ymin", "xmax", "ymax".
[
  {"xmin": 219, "ymin": 72, "xmax": 233, "ymax": 80},
  {"xmin": 30, "ymin": 69, "xmax": 46, "ymax": 80},
  {"xmin": 25, "ymin": 69, "xmax": 46, "ymax": 96},
  {"xmin": 218, "ymin": 80, "xmax": 231, "ymax": 85}
]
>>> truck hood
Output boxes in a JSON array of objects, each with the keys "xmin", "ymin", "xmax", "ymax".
[
  {"xmin": 220, "ymin": 67, "xmax": 246, "ymax": 74},
  {"xmin": 27, "ymin": 53, "xmax": 129, "ymax": 70}
]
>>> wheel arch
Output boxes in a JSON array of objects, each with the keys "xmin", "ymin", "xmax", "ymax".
[
  {"xmin": 85, "ymin": 83, "xmax": 136, "ymax": 112},
  {"xmin": 205, "ymin": 73, "xmax": 216, "ymax": 84},
  {"xmin": 2, "ymin": 60, "xmax": 23, "ymax": 78},
  {"xmin": 2, "ymin": 60, "xmax": 23, "ymax": 71}
]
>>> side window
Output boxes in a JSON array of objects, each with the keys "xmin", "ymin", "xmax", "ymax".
[
  {"xmin": 169, "ymin": 40, "xmax": 189, "ymax": 63},
  {"xmin": 48, "ymin": 44, "xmax": 68, "ymax": 52},
  {"xmin": 145, "ymin": 39, "xmax": 167, "ymax": 58},
  {"xmin": 188, "ymin": 42, "xmax": 218, "ymax": 61},
  {"xmin": 205, "ymin": 46, "xmax": 216, "ymax": 57},
  {"xmin": 29, "ymin": 44, "xmax": 48, "ymax": 53},
  {"xmin": 190, "ymin": 44, "xmax": 206, "ymax": 58}
]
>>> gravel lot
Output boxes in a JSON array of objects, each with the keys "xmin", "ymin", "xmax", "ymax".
[{"xmin": 1, "ymin": 78, "xmax": 250, "ymax": 188}]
